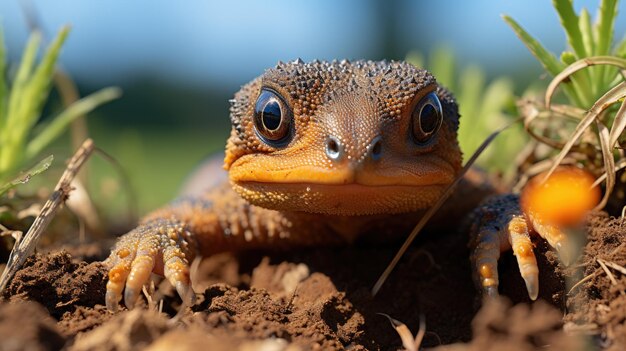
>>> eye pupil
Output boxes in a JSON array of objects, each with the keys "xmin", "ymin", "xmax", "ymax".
[
  {"xmin": 419, "ymin": 103, "xmax": 438, "ymax": 133},
  {"xmin": 411, "ymin": 91, "xmax": 443, "ymax": 144},
  {"xmin": 254, "ymin": 88, "xmax": 293, "ymax": 146},
  {"xmin": 262, "ymin": 100, "xmax": 282, "ymax": 130}
]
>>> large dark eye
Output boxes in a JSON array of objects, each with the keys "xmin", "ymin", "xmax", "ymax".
[
  {"xmin": 411, "ymin": 91, "xmax": 443, "ymax": 144},
  {"xmin": 254, "ymin": 88, "xmax": 293, "ymax": 146}
]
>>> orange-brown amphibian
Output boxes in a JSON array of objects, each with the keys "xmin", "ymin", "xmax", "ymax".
[{"xmin": 104, "ymin": 59, "xmax": 570, "ymax": 311}]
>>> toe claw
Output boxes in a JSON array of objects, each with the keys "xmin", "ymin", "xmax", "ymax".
[
  {"xmin": 523, "ymin": 273, "xmax": 539, "ymax": 300},
  {"xmin": 175, "ymin": 281, "xmax": 196, "ymax": 306},
  {"xmin": 105, "ymin": 290, "xmax": 121, "ymax": 312},
  {"xmin": 124, "ymin": 287, "xmax": 139, "ymax": 309}
]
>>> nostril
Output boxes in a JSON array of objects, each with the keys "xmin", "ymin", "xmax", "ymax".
[
  {"xmin": 370, "ymin": 136, "xmax": 382, "ymax": 160},
  {"xmin": 326, "ymin": 136, "xmax": 342, "ymax": 160}
]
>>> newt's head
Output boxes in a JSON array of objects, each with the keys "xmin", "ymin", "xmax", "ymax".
[{"xmin": 224, "ymin": 59, "xmax": 462, "ymax": 215}]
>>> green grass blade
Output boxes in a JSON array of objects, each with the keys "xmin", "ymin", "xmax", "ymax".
[
  {"xmin": 4, "ymin": 31, "xmax": 40, "ymax": 132},
  {"xmin": 502, "ymin": 15, "xmax": 564, "ymax": 76},
  {"xmin": 0, "ymin": 32, "xmax": 41, "ymax": 174},
  {"xmin": 580, "ymin": 8, "xmax": 596, "ymax": 57},
  {"xmin": 580, "ymin": 8, "xmax": 600, "ymax": 98},
  {"xmin": 0, "ymin": 26, "xmax": 7, "ymax": 134},
  {"xmin": 553, "ymin": 0, "xmax": 588, "ymax": 58},
  {"xmin": 595, "ymin": 0, "xmax": 617, "ymax": 55},
  {"xmin": 554, "ymin": 0, "xmax": 596, "ymax": 104},
  {"xmin": 26, "ymin": 87, "xmax": 121, "ymax": 159},
  {"xmin": 0, "ymin": 155, "xmax": 53, "ymax": 196},
  {"xmin": 596, "ymin": 0, "xmax": 618, "ymax": 94},
  {"xmin": 19, "ymin": 26, "xmax": 70, "ymax": 134},
  {"xmin": 503, "ymin": 13, "xmax": 590, "ymax": 106}
]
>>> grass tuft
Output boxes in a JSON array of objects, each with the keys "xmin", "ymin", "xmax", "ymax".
[
  {"xmin": 506, "ymin": 0, "xmax": 626, "ymax": 209},
  {"xmin": 0, "ymin": 26, "xmax": 120, "ymax": 196}
]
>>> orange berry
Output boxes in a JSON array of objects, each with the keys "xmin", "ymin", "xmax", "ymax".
[{"xmin": 520, "ymin": 166, "xmax": 600, "ymax": 227}]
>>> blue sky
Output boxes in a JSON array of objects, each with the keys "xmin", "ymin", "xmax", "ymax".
[{"xmin": 1, "ymin": 0, "xmax": 625, "ymax": 90}]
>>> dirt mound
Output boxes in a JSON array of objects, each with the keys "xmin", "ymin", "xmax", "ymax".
[
  {"xmin": 2, "ymin": 251, "xmax": 107, "ymax": 318},
  {"xmin": 3, "ymin": 214, "xmax": 624, "ymax": 349},
  {"xmin": 564, "ymin": 213, "xmax": 626, "ymax": 350}
]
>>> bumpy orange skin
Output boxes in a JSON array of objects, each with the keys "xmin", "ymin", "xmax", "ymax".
[
  {"xmin": 224, "ymin": 60, "xmax": 462, "ymax": 215},
  {"xmin": 520, "ymin": 166, "xmax": 600, "ymax": 227}
]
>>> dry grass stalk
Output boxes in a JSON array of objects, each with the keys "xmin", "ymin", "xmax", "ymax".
[{"xmin": 0, "ymin": 138, "xmax": 94, "ymax": 294}]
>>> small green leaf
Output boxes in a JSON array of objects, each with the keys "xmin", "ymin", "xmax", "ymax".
[
  {"xmin": 0, "ymin": 155, "xmax": 53, "ymax": 196},
  {"xmin": 561, "ymin": 51, "xmax": 577, "ymax": 65}
]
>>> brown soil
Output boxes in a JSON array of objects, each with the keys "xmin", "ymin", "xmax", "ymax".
[
  {"xmin": 563, "ymin": 213, "xmax": 626, "ymax": 350},
  {"xmin": 0, "ymin": 213, "xmax": 624, "ymax": 350}
]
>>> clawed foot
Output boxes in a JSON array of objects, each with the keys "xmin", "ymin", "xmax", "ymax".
[
  {"xmin": 469, "ymin": 194, "xmax": 575, "ymax": 301},
  {"xmin": 104, "ymin": 218, "xmax": 197, "ymax": 311}
]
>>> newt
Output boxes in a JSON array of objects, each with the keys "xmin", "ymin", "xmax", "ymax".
[{"xmin": 104, "ymin": 59, "xmax": 571, "ymax": 311}]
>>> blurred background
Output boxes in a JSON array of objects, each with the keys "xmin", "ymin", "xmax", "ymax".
[{"xmin": 1, "ymin": 0, "xmax": 624, "ymax": 214}]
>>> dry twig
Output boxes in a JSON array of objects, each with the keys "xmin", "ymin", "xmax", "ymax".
[
  {"xmin": 0, "ymin": 139, "xmax": 94, "ymax": 294},
  {"xmin": 597, "ymin": 258, "xmax": 625, "ymax": 296}
]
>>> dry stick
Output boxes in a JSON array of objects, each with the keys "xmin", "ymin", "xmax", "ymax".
[
  {"xmin": 0, "ymin": 139, "xmax": 94, "ymax": 294},
  {"xmin": 568, "ymin": 269, "xmax": 601, "ymax": 295},
  {"xmin": 372, "ymin": 120, "xmax": 519, "ymax": 296},
  {"xmin": 597, "ymin": 259, "xmax": 625, "ymax": 297},
  {"xmin": 601, "ymin": 260, "xmax": 626, "ymax": 275},
  {"xmin": 568, "ymin": 243, "xmax": 626, "ymax": 295}
]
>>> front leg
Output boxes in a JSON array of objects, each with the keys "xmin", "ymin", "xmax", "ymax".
[
  {"xmin": 468, "ymin": 194, "xmax": 572, "ymax": 300},
  {"xmin": 104, "ymin": 184, "xmax": 337, "ymax": 311}
]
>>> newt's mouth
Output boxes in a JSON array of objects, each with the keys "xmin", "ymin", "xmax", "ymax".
[
  {"xmin": 229, "ymin": 165, "xmax": 455, "ymax": 188},
  {"xmin": 228, "ymin": 164, "xmax": 455, "ymax": 215}
]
